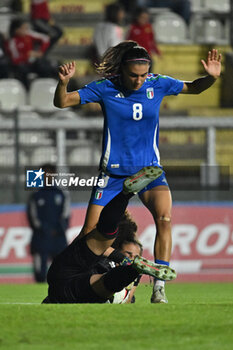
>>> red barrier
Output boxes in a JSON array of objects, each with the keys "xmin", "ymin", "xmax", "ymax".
[{"xmin": 0, "ymin": 204, "xmax": 233, "ymax": 283}]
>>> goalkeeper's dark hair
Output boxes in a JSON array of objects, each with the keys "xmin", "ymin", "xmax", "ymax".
[
  {"xmin": 112, "ymin": 211, "xmax": 143, "ymax": 255},
  {"xmin": 96, "ymin": 40, "xmax": 151, "ymax": 77}
]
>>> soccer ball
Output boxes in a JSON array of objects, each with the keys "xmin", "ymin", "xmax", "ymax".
[{"xmin": 111, "ymin": 288, "xmax": 130, "ymax": 304}]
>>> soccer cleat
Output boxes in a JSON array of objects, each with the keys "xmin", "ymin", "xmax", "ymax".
[
  {"xmin": 123, "ymin": 166, "xmax": 163, "ymax": 194},
  {"xmin": 132, "ymin": 256, "xmax": 176, "ymax": 281},
  {"xmin": 151, "ymin": 286, "xmax": 168, "ymax": 304}
]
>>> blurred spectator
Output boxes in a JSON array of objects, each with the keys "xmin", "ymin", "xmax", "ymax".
[
  {"xmin": 93, "ymin": 2, "xmax": 125, "ymax": 60},
  {"xmin": 27, "ymin": 164, "xmax": 70, "ymax": 283},
  {"xmin": 126, "ymin": 7, "xmax": 161, "ymax": 59},
  {"xmin": 5, "ymin": 18, "xmax": 57, "ymax": 89},
  {"xmin": 30, "ymin": 0, "xmax": 63, "ymax": 51},
  {"xmin": 0, "ymin": 33, "xmax": 10, "ymax": 78}
]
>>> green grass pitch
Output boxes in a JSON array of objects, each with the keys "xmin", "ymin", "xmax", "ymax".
[{"xmin": 0, "ymin": 282, "xmax": 232, "ymax": 350}]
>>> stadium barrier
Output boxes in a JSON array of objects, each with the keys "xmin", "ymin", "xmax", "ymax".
[{"xmin": 0, "ymin": 203, "xmax": 233, "ymax": 283}]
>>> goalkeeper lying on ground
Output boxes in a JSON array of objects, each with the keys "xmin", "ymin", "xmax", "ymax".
[
  {"xmin": 91, "ymin": 211, "xmax": 143, "ymax": 304},
  {"xmin": 42, "ymin": 166, "xmax": 176, "ymax": 304}
]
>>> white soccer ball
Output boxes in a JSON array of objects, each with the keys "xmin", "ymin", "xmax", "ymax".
[{"xmin": 111, "ymin": 288, "xmax": 130, "ymax": 304}]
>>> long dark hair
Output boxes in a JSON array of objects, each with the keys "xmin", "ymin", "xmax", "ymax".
[
  {"xmin": 105, "ymin": 2, "xmax": 124, "ymax": 24},
  {"xmin": 133, "ymin": 6, "xmax": 149, "ymax": 22},
  {"xmin": 112, "ymin": 211, "xmax": 143, "ymax": 255},
  {"xmin": 9, "ymin": 18, "xmax": 25, "ymax": 37},
  {"xmin": 96, "ymin": 40, "xmax": 151, "ymax": 77}
]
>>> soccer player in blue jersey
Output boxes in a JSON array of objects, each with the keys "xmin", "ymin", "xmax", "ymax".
[{"xmin": 54, "ymin": 41, "xmax": 222, "ymax": 303}]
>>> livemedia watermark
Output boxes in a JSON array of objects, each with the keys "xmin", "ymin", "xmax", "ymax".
[{"xmin": 25, "ymin": 167, "xmax": 105, "ymax": 190}]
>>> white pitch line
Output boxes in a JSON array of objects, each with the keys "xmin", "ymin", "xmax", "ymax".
[{"xmin": 0, "ymin": 302, "xmax": 41, "ymax": 305}]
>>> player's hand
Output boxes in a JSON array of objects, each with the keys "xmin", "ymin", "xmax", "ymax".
[
  {"xmin": 58, "ymin": 61, "xmax": 76, "ymax": 84},
  {"xmin": 201, "ymin": 49, "xmax": 221, "ymax": 79}
]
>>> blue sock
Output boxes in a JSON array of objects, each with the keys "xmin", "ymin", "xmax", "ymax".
[
  {"xmin": 154, "ymin": 260, "xmax": 169, "ymax": 284},
  {"xmin": 155, "ymin": 259, "xmax": 170, "ymax": 266}
]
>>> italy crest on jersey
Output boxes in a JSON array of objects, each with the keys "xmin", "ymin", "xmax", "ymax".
[
  {"xmin": 95, "ymin": 189, "xmax": 103, "ymax": 200},
  {"xmin": 146, "ymin": 87, "xmax": 154, "ymax": 99}
]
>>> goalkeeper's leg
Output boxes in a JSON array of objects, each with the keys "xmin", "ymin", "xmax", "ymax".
[{"xmin": 90, "ymin": 256, "xmax": 176, "ymax": 299}]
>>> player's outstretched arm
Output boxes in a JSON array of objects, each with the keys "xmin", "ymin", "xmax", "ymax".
[
  {"xmin": 181, "ymin": 49, "xmax": 222, "ymax": 94},
  {"xmin": 54, "ymin": 61, "xmax": 81, "ymax": 108}
]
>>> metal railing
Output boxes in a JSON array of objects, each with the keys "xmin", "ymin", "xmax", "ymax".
[
  {"xmin": 0, "ymin": 114, "xmax": 230, "ymax": 164},
  {"xmin": 0, "ymin": 113, "xmax": 233, "ymax": 202}
]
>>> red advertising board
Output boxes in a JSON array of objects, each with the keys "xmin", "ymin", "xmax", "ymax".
[{"xmin": 0, "ymin": 204, "xmax": 233, "ymax": 283}]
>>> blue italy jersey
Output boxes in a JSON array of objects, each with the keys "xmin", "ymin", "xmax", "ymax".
[{"xmin": 78, "ymin": 74, "xmax": 183, "ymax": 176}]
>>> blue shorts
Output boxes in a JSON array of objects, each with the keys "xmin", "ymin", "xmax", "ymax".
[{"xmin": 90, "ymin": 171, "xmax": 169, "ymax": 206}]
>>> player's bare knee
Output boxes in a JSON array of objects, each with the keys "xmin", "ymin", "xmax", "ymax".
[
  {"xmin": 158, "ymin": 215, "xmax": 171, "ymax": 222},
  {"xmin": 155, "ymin": 215, "xmax": 171, "ymax": 227}
]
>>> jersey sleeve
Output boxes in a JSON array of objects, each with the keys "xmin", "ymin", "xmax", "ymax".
[
  {"xmin": 158, "ymin": 75, "xmax": 184, "ymax": 96},
  {"xmin": 78, "ymin": 80, "xmax": 105, "ymax": 104}
]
